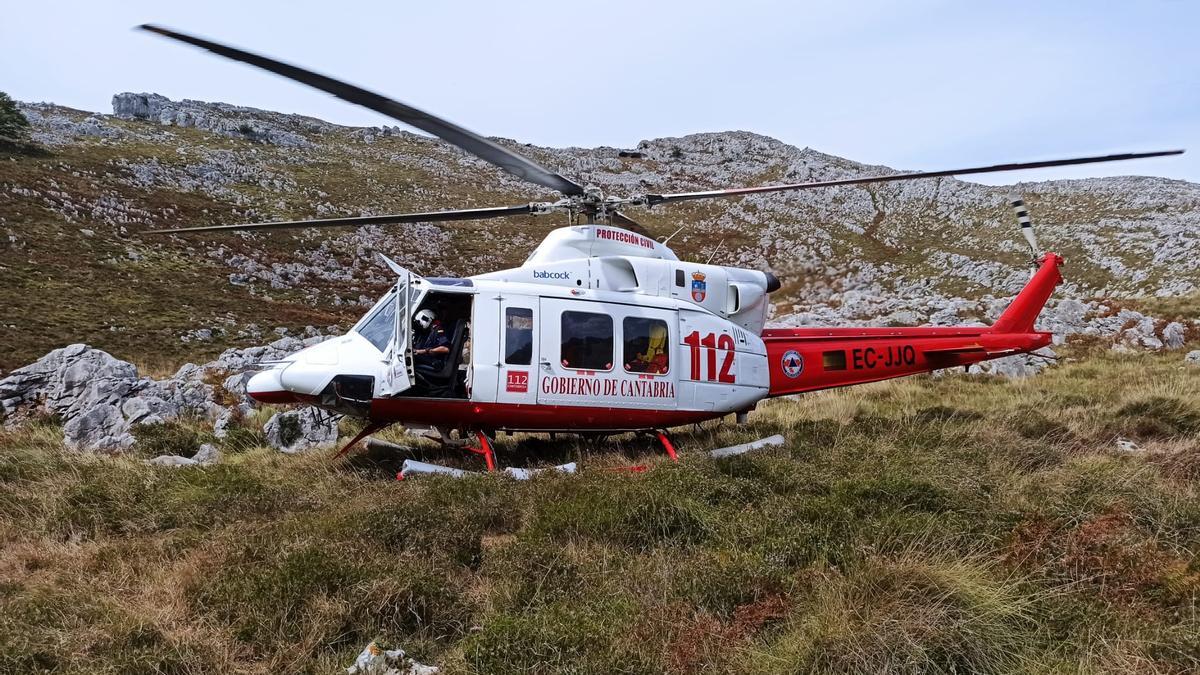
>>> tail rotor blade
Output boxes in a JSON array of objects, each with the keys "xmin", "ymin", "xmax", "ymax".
[{"xmin": 1009, "ymin": 194, "xmax": 1039, "ymax": 255}]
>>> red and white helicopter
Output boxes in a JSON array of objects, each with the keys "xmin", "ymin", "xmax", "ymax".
[{"xmin": 142, "ymin": 25, "xmax": 1182, "ymax": 470}]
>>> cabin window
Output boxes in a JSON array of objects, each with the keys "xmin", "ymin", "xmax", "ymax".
[
  {"xmin": 357, "ymin": 293, "xmax": 396, "ymax": 352},
  {"xmin": 822, "ymin": 350, "xmax": 847, "ymax": 371},
  {"xmin": 623, "ymin": 317, "xmax": 670, "ymax": 374},
  {"xmin": 504, "ymin": 308, "xmax": 534, "ymax": 365},
  {"xmin": 675, "ymin": 269, "xmax": 685, "ymax": 287},
  {"xmin": 560, "ymin": 311, "xmax": 613, "ymax": 370}
]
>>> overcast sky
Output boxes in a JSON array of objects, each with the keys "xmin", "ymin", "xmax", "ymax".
[{"xmin": 3, "ymin": 1, "xmax": 1196, "ymax": 185}]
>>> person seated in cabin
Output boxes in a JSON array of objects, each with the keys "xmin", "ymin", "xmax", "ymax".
[
  {"xmin": 412, "ymin": 309, "xmax": 451, "ymax": 379},
  {"xmin": 460, "ymin": 324, "xmax": 473, "ymax": 395},
  {"xmin": 628, "ymin": 322, "xmax": 669, "ymax": 374}
]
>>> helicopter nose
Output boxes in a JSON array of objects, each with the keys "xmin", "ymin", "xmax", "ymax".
[{"xmin": 246, "ymin": 368, "xmax": 302, "ymax": 404}]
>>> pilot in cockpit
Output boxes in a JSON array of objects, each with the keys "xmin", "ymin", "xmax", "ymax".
[{"xmin": 412, "ymin": 309, "xmax": 451, "ymax": 377}]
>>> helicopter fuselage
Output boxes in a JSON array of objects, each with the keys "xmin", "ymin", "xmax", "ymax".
[
  {"xmin": 248, "ymin": 225, "xmax": 775, "ymax": 432},
  {"xmin": 245, "ymin": 225, "xmax": 1060, "ymax": 437}
]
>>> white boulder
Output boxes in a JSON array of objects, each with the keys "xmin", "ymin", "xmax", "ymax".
[
  {"xmin": 0, "ymin": 344, "xmax": 223, "ymax": 452},
  {"xmin": 968, "ymin": 348, "xmax": 1055, "ymax": 378},
  {"xmin": 1163, "ymin": 322, "xmax": 1187, "ymax": 349},
  {"xmin": 192, "ymin": 443, "xmax": 221, "ymax": 464}
]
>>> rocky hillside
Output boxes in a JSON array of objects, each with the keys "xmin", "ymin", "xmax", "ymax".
[{"xmin": 2, "ymin": 93, "xmax": 1198, "ymax": 371}]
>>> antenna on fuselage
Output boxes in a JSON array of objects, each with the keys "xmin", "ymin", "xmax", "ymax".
[
  {"xmin": 660, "ymin": 223, "xmax": 688, "ymax": 246},
  {"xmin": 705, "ymin": 238, "xmax": 726, "ymax": 264},
  {"xmin": 378, "ymin": 252, "xmax": 409, "ymax": 276}
]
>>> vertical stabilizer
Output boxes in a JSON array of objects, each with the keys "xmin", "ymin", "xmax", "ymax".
[{"xmin": 991, "ymin": 252, "xmax": 1063, "ymax": 334}]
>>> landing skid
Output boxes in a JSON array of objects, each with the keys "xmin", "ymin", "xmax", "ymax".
[
  {"xmin": 606, "ymin": 429, "xmax": 678, "ymax": 473},
  {"xmin": 431, "ymin": 428, "xmax": 675, "ymax": 475},
  {"xmin": 395, "ymin": 430, "xmax": 495, "ymax": 479},
  {"xmin": 656, "ymin": 430, "xmax": 678, "ymax": 461},
  {"xmin": 335, "ymin": 423, "xmax": 683, "ymax": 476},
  {"xmin": 420, "ymin": 426, "xmax": 470, "ymax": 448},
  {"xmin": 334, "ymin": 425, "xmax": 496, "ymax": 474}
]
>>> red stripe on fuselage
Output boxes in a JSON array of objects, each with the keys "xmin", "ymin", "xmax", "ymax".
[
  {"xmin": 369, "ymin": 397, "xmax": 720, "ymax": 432},
  {"xmin": 248, "ymin": 390, "xmax": 309, "ymax": 404},
  {"xmin": 245, "ymin": 390, "xmax": 719, "ymax": 431}
]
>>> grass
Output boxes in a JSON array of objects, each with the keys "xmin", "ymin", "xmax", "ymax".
[
  {"xmin": 1, "ymin": 348, "xmax": 1199, "ymax": 673},
  {"xmin": 0, "ymin": 134, "xmax": 349, "ymax": 370},
  {"xmin": 1120, "ymin": 292, "xmax": 1200, "ymax": 326}
]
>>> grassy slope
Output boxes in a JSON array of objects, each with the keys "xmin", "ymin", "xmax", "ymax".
[
  {"xmin": 2, "ymin": 347, "xmax": 1199, "ymax": 674},
  {"xmin": 0, "ymin": 125, "xmax": 348, "ymax": 371}
]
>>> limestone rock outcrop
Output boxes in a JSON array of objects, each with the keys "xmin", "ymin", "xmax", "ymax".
[
  {"xmin": 2, "ymin": 344, "xmax": 236, "ymax": 451},
  {"xmin": 112, "ymin": 92, "xmax": 322, "ymax": 147},
  {"xmin": 263, "ymin": 407, "xmax": 339, "ymax": 453}
]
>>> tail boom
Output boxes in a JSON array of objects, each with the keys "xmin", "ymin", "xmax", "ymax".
[{"xmin": 763, "ymin": 253, "xmax": 1063, "ymax": 397}]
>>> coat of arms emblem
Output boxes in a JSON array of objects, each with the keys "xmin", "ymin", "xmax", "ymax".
[{"xmin": 691, "ymin": 272, "xmax": 707, "ymax": 302}]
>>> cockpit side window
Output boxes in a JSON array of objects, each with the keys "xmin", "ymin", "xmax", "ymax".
[
  {"xmin": 560, "ymin": 311, "xmax": 613, "ymax": 371},
  {"xmin": 623, "ymin": 317, "xmax": 670, "ymax": 374},
  {"xmin": 357, "ymin": 294, "xmax": 397, "ymax": 352}
]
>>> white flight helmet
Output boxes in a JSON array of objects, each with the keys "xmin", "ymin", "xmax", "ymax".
[{"xmin": 413, "ymin": 309, "xmax": 437, "ymax": 330}]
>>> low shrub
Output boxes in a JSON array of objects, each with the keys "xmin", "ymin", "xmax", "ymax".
[
  {"xmin": 756, "ymin": 554, "xmax": 1041, "ymax": 673},
  {"xmin": 132, "ymin": 419, "xmax": 214, "ymax": 458},
  {"xmin": 914, "ymin": 405, "xmax": 984, "ymax": 423},
  {"xmin": 190, "ymin": 536, "xmax": 473, "ymax": 653},
  {"xmin": 463, "ymin": 596, "xmax": 657, "ymax": 675},
  {"xmin": 1111, "ymin": 396, "xmax": 1200, "ymax": 439}
]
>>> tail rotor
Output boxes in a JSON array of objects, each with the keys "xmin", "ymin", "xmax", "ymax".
[{"xmin": 1009, "ymin": 194, "xmax": 1040, "ymax": 257}]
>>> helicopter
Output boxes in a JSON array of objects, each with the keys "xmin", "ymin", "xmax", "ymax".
[{"xmin": 139, "ymin": 25, "xmax": 1182, "ymax": 471}]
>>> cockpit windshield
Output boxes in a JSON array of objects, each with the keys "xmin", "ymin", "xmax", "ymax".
[{"xmin": 356, "ymin": 290, "xmax": 396, "ymax": 352}]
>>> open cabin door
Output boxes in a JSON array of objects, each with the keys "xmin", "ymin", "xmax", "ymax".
[{"xmin": 377, "ymin": 258, "xmax": 426, "ymax": 397}]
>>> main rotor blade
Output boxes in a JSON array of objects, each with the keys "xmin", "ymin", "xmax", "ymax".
[
  {"xmin": 644, "ymin": 150, "xmax": 1184, "ymax": 206},
  {"xmin": 138, "ymin": 24, "xmax": 586, "ymax": 197},
  {"xmin": 147, "ymin": 204, "xmax": 536, "ymax": 234},
  {"xmin": 610, "ymin": 210, "xmax": 651, "ymax": 237}
]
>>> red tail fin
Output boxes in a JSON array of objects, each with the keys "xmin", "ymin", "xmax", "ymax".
[{"xmin": 991, "ymin": 253, "xmax": 1064, "ymax": 334}]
